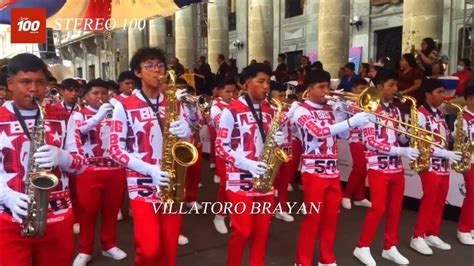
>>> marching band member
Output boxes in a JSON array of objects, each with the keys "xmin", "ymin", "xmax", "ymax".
[
  {"xmin": 110, "ymin": 70, "xmax": 136, "ymax": 105},
  {"xmin": 458, "ymin": 83, "xmax": 474, "ymax": 245},
  {"xmin": 216, "ymin": 63, "xmax": 285, "ymax": 266},
  {"xmin": 341, "ymin": 77, "xmax": 372, "ymax": 209},
  {"xmin": 410, "ymin": 79, "xmax": 462, "ymax": 254},
  {"xmin": 211, "ymin": 78, "xmax": 238, "ymax": 234},
  {"xmin": 209, "ymin": 84, "xmax": 222, "ymax": 171},
  {"xmin": 353, "ymin": 70, "xmax": 419, "ymax": 265},
  {"xmin": 56, "ymin": 78, "xmax": 82, "ymax": 234},
  {"xmin": 292, "ymin": 70, "xmax": 370, "ymax": 266},
  {"xmin": 0, "ymin": 53, "xmax": 85, "ymax": 266},
  {"xmin": 72, "ymin": 79, "xmax": 128, "ymax": 266},
  {"xmin": 270, "ymin": 81, "xmax": 295, "ymax": 222},
  {"xmin": 109, "ymin": 47, "xmax": 194, "ymax": 266}
]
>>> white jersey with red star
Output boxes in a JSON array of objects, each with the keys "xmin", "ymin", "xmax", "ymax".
[
  {"xmin": 110, "ymin": 93, "xmax": 132, "ymax": 107},
  {"xmin": 291, "ymin": 100, "xmax": 339, "ymax": 178},
  {"xmin": 109, "ymin": 92, "xmax": 196, "ymax": 203},
  {"xmin": 210, "ymin": 99, "xmax": 228, "ymax": 129},
  {"xmin": 461, "ymin": 107, "xmax": 474, "ymax": 163},
  {"xmin": 361, "ymin": 103, "xmax": 406, "ymax": 173},
  {"xmin": 418, "ymin": 105, "xmax": 450, "ymax": 175},
  {"xmin": 0, "ymin": 101, "xmax": 85, "ymax": 224},
  {"xmin": 216, "ymin": 97, "xmax": 275, "ymax": 196}
]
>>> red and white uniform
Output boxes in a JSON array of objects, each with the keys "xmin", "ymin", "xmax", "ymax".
[
  {"xmin": 343, "ymin": 101, "xmax": 368, "ymax": 201},
  {"xmin": 73, "ymin": 105, "xmax": 126, "ymax": 255},
  {"xmin": 208, "ymin": 97, "xmax": 221, "ymax": 165},
  {"xmin": 216, "ymin": 96, "xmax": 275, "ymax": 266},
  {"xmin": 412, "ymin": 105, "xmax": 451, "ymax": 239},
  {"xmin": 109, "ymin": 92, "xmax": 195, "ymax": 266},
  {"xmin": 185, "ymin": 106, "xmax": 205, "ymax": 204},
  {"xmin": 357, "ymin": 103, "xmax": 406, "ymax": 250},
  {"xmin": 291, "ymin": 100, "xmax": 343, "ymax": 265},
  {"xmin": 458, "ymin": 107, "xmax": 474, "ymax": 234},
  {"xmin": 0, "ymin": 101, "xmax": 85, "ymax": 266},
  {"xmin": 210, "ymin": 99, "xmax": 229, "ymax": 215}
]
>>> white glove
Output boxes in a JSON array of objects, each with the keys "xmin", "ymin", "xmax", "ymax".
[
  {"xmin": 348, "ymin": 112, "xmax": 371, "ymax": 127},
  {"xmin": 242, "ymin": 159, "xmax": 268, "ymax": 177},
  {"xmin": 95, "ymin": 103, "xmax": 114, "ymax": 121},
  {"xmin": 3, "ymin": 189, "xmax": 28, "ymax": 223},
  {"xmin": 169, "ymin": 119, "xmax": 191, "ymax": 139},
  {"xmin": 439, "ymin": 150, "xmax": 462, "ymax": 164},
  {"xmin": 175, "ymin": 88, "xmax": 188, "ymax": 101},
  {"xmin": 33, "ymin": 145, "xmax": 70, "ymax": 169},
  {"xmin": 145, "ymin": 164, "xmax": 170, "ymax": 187},
  {"xmin": 399, "ymin": 147, "xmax": 420, "ymax": 160},
  {"xmin": 273, "ymin": 131, "xmax": 285, "ymax": 146}
]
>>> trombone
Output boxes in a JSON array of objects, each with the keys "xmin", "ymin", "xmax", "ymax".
[{"xmin": 325, "ymin": 87, "xmax": 446, "ymax": 148}]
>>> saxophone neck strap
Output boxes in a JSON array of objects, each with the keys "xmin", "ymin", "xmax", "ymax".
[
  {"xmin": 12, "ymin": 104, "xmax": 39, "ymax": 141},
  {"xmin": 244, "ymin": 94, "xmax": 266, "ymax": 141},
  {"xmin": 140, "ymin": 89, "xmax": 164, "ymax": 133}
]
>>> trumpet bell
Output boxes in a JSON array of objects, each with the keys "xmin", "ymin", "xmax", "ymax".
[{"xmin": 358, "ymin": 87, "xmax": 381, "ymax": 112}]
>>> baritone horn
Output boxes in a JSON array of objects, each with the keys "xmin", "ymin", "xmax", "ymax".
[{"xmin": 327, "ymin": 87, "xmax": 446, "ymax": 148}]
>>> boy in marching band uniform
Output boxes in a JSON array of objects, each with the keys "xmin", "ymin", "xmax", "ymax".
[{"xmin": 0, "ymin": 53, "xmax": 85, "ymax": 266}]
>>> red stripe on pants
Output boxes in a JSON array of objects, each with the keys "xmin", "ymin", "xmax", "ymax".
[
  {"xmin": 216, "ymin": 156, "xmax": 227, "ymax": 216},
  {"xmin": 459, "ymin": 164, "xmax": 474, "ymax": 232},
  {"xmin": 0, "ymin": 212, "xmax": 74, "ymax": 266},
  {"xmin": 413, "ymin": 171, "xmax": 449, "ymax": 237},
  {"xmin": 226, "ymin": 191, "xmax": 274, "ymax": 266},
  {"xmin": 357, "ymin": 170, "xmax": 404, "ymax": 249},
  {"xmin": 343, "ymin": 142, "xmax": 367, "ymax": 200},
  {"xmin": 130, "ymin": 200, "xmax": 182, "ymax": 266},
  {"xmin": 295, "ymin": 173, "xmax": 341, "ymax": 265},
  {"xmin": 208, "ymin": 124, "xmax": 216, "ymax": 164},
  {"xmin": 186, "ymin": 144, "xmax": 202, "ymax": 203},
  {"xmin": 274, "ymin": 160, "xmax": 293, "ymax": 212},
  {"xmin": 75, "ymin": 166, "xmax": 126, "ymax": 254}
]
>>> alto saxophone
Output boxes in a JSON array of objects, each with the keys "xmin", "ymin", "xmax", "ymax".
[
  {"xmin": 158, "ymin": 70, "xmax": 198, "ymax": 206},
  {"xmin": 446, "ymin": 102, "xmax": 473, "ymax": 173},
  {"xmin": 397, "ymin": 94, "xmax": 431, "ymax": 172},
  {"xmin": 22, "ymin": 96, "xmax": 59, "ymax": 237},
  {"xmin": 252, "ymin": 96, "xmax": 290, "ymax": 193}
]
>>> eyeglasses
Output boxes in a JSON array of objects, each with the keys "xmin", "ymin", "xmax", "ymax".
[{"xmin": 144, "ymin": 62, "xmax": 165, "ymax": 71}]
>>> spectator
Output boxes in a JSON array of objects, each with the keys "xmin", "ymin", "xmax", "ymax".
[
  {"xmin": 250, "ymin": 59, "xmax": 257, "ymax": 65},
  {"xmin": 216, "ymin": 53, "xmax": 229, "ymax": 83},
  {"xmin": 397, "ymin": 53, "xmax": 424, "ymax": 117},
  {"xmin": 429, "ymin": 62, "xmax": 445, "ymax": 79},
  {"xmin": 275, "ymin": 53, "xmax": 288, "ymax": 72},
  {"xmin": 197, "ymin": 56, "xmax": 213, "ymax": 95},
  {"xmin": 359, "ymin": 63, "xmax": 370, "ymax": 78},
  {"xmin": 412, "ymin": 37, "xmax": 438, "ymax": 76},
  {"xmin": 170, "ymin": 57, "xmax": 185, "ymax": 77},
  {"xmin": 452, "ymin": 58, "xmax": 472, "ymax": 96},
  {"xmin": 338, "ymin": 62, "xmax": 359, "ymax": 92}
]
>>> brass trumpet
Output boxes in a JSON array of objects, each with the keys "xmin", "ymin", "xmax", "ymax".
[{"xmin": 328, "ymin": 87, "xmax": 446, "ymax": 148}]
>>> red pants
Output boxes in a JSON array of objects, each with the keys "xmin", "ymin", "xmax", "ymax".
[
  {"xmin": 413, "ymin": 172, "xmax": 449, "ymax": 237},
  {"xmin": 186, "ymin": 144, "xmax": 202, "ymax": 203},
  {"xmin": 0, "ymin": 212, "xmax": 74, "ymax": 266},
  {"xmin": 357, "ymin": 170, "xmax": 404, "ymax": 249},
  {"xmin": 208, "ymin": 125, "xmax": 216, "ymax": 164},
  {"xmin": 459, "ymin": 164, "xmax": 474, "ymax": 233},
  {"xmin": 226, "ymin": 191, "xmax": 274, "ymax": 266},
  {"xmin": 130, "ymin": 200, "xmax": 182, "ymax": 266},
  {"xmin": 274, "ymin": 160, "xmax": 293, "ymax": 212},
  {"xmin": 291, "ymin": 139, "xmax": 303, "ymax": 181},
  {"xmin": 295, "ymin": 173, "xmax": 342, "ymax": 265},
  {"xmin": 75, "ymin": 166, "xmax": 126, "ymax": 254},
  {"xmin": 216, "ymin": 156, "xmax": 227, "ymax": 216},
  {"xmin": 69, "ymin": 174, "xmax": 79, "ymax": 223},
  {"xmin": 343, "ymin": 142, "xmax": 367, "ymax": 200}
]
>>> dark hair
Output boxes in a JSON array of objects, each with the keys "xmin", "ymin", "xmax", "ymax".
[
  {"xmin": 304, "ymin": 70, "xmax": 331, "ymax": 87},
  {"xmin": 401, "ymin": 53, "xmax": 418, "ymax": 68},
  {"xmin": 421, "ymin": 78, "xmax": 444, "ymax": 96},
  {"xmin": 7, "ymin": 53, "xmax": 48, "ymax": 77},
  {"xmin": 60, "ymin": 78, "xmax": 81, "ymax": 90},
  {"xmin": 373, "ymin": 69, "xmax": 398, "ymax": 86},
  {"xmin": 431, "ymin": 61, "xmax": 445, "ymax": 75},
  {"xmin": 218, "ymin": 54, "xmax": 225, "ymax": 61},
  {"xmin": 223, "ymin": 77, "xmax": 238, "ymax": 87},
  {"xmin": 130, "ymin": 47, "xmax": 167, "ymax": 73},
  {"xmin": 360, "ymin": 63, "xmax": 369, "ymax": 73},
  {"xmin": 278, "ymin": 53, "xmax": 286, "ymax": 60},
  {"xmin": 84, "ymin": 79, "xmax": 110, "ymax": 94},
  {"xmin": 459, "ymin": 58, "xmax": 472, "ymax": 71},
  {"xmin": 270, "ymin": 81, "xmax": 286, "ymax": 92},
  {"xmin": 118, "ymin": 70, "xmax": 135, "ymax": 83},
  {"xmin": 295, "ymin": 85, "xmax": 306, "ymax": 94},
  {"xmin": 344, "ymin": 62, "xmax": 355, "ymax": 71},
  {"xmin": 463, "ymin": 82, "xmax": 474, "ymax": 99},
  {"xmin": 48, "ymin": 75, "xmax": 57, "ymax": 83},
  {"xmin": 350, "ymin": 77, "xmax": 368, "ymax": 88},
  {"xmin": 0, "ymin": 73, "xmax": 7, "ymax": 87},
  {"xmin": 311, "ymin": 61, "xmax": 324, "ymax": 71},
  {"xmin": 241, "ymin": 63, "xmax": 272, "ymax": 81},
  {"xmin": 422, "ymin": 37, "xmax": 436, "ymax": 55}
]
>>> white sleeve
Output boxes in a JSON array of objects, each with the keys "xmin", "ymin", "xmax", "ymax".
[
  {"xmin": 292, "ymin": 106, "xmax": 350, "ymax": 138},
  {"xmin": 60, "ymin": 115, "xmax": 86, "ymax": 174},
  {"xmin": 73, "ymin": 110, "xmax": 102, "ymax": 134}
]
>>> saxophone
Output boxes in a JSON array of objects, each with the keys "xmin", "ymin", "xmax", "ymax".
[
  {"xmin": 252, "ymin": 96, "xmax": 290, "ymax": 193},
  {"xmin": 22, "ymin": 96, "xmax": 59, "ymax": 237},
  {"xmin": 446, "ymin": 102, "xmax": 473, "ymax": 173},
  {"xmin": 158, "ymin": 70, "xmax": 198, "ymax": 206},
  {"xmin": 397, "ymin": 94, "xmax": 431, "ymax": 172}
]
